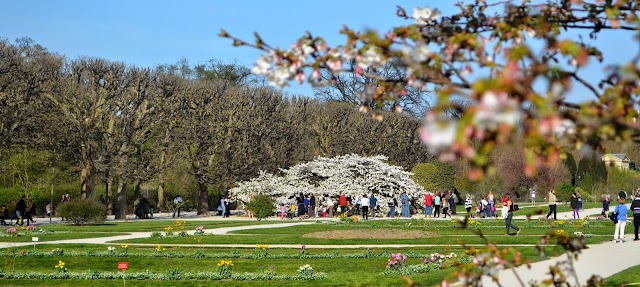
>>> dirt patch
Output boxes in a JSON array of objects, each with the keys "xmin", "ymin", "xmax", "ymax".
[{"xmin": 302, "ymin": 229, "xmax": 437, "ymax": 240}]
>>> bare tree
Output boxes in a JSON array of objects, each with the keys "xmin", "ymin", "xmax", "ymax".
[{"xmin": 313, "ymin": 60, "xmax": 431, "ymax": 116}]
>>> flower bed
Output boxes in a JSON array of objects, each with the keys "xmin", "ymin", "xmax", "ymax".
[{"xmin": 0, "ymin": 270, "xmax": 327, "ymax": 281}]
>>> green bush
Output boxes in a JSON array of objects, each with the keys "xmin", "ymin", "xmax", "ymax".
[
  {"xmin": 556, "ymin": 183, "xmax": 575, "ymax": 203},
  {"xmin": 57, "ymin": 198, "xmax": 106, "ymax": 225},
  {"xmin": 245, "ymin": 194, "xmax": 275, "ymax": 220}
]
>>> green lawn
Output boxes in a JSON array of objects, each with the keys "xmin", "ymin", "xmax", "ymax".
[
  {"xmin": 0, "ymin": 245, "xmax": 562, "ymax": 287},
  {"xmin": 0, "ymin": 232, "xmax": 126, "ymax": 242},
  {"xmin": 115, "ymin": 218, "xmax": 614, "ymax": 245},
  {"xmin": 603, "ymin": 264, "xmax": 640, "ymax": 286},
  {"xmin": 38, "ymin": 219, "xmax": 285, "ymax": 233},
  {"xmin": 0, "ymin": 214, "xmax": 618, "ymax": 286}
]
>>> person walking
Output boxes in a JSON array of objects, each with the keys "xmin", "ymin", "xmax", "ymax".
[
  {"xmin": 280, "ymin": 204, "xmax": 287, "ymax": 220},
  {"xmin": 297, "ymin": 193, "xmax": 306, "ymax": 218},
  {"xmin": 449, "ymin": 191, "xmax": 456, "ymax": 215},
  {"xmin": 631, "ymin": 192, "xmax": 640, "ymax": 241},
  {"xmin": 487, "ymin": 191, "xmax": 495, "ymax": 217},
  {"xmin": 425, "ymin": 192, "xmax": 433, "ymax": 218},
  {"xmin": 442, "ymin": 195, "xmax": 450, "ymax": 218},
  {"xmin": 401, "ymin": 191, "xmax": 410, "ymax": 218},
  {"xmin": 546, "ymin": 189, "xmax": 557, "ymax": 220},
  {"xmin": 614, "ymin": 191, "xmax": 629, "ymax": 243},
  {"xmin": 309, "ymin": 193, "xmax": 317, "ymax": 218},
  {"xmin": 24, "ymin": 203, "xmax": 36, "ymax": 225},
  {"xmin": 172, "ymin": 195, "xmax": 183, "ymax": 218},
  {"xmin": 505, "ymin": 194, "xmax": 521, "ymax": 236},
  {"xmin": 388, "ymin": 197, "xmax": 397, "ymax": 218},
  {"xmin": 370, "ymin": 193, "xmax": 377, "ymax": 218},
  {"xmin": 464, "ymin": 194, "xmax": 473, "ymax": 217},
  {"xmin": 354, "ymin": 193, "xmax": 361, "ymax": 216},
  {"xmin": 15, "ymin": 196, "xmax": 26, "ymax": 226},
  {"xmin": 224, "ymin": 196, "xmax": 231, "ymax": 217},
  {"xmin": 577, "ymin": 192, "xmax": 583, "ymax": 211},
  {"xmin": 220, "ymin": 197, "xmax": 226, "ymax": 217},
  {"xmin": 602, "ymin": 195, "xmax": 611, "ymax": 218},
  {"xmin": 303, "ymin": 194, "xmax": 310, "ymax": 217},
  {"xmin": 361, "ymin": 194, "xmax": 370, "ymax": 220},
  {"xmin": 571, "ymin": 192, "xmax": 580, "ymax": 219},
  {"xmin": 434, "ymin": 193, "xmax": 441, "ymax": 218},
  {"xmin": 0, "ymin": 205, "xmax": 9, "ymax": 225},
  {"xmin": 339, "ymin": 192, "xmax": 347, "ymax": 216}
]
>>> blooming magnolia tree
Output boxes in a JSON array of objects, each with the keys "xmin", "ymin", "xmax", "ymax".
[
  {"xmin": 228, "ymin": 154, "xmax": 425, "ymax": 212},
  {"xmin": 221, "ymin": 0, "xmax": 640, "ymax": 180}
]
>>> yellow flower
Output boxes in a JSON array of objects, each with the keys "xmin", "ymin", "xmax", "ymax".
[
  {"xmin": 55, "ymin": 260, "xmax": 66, "ymax": 269},
  {"xmin": 557, "ymin": 220, "xmax": 565, "ymax": 226},
  {"xmin": 120, "ymin": 244, "xmax": 129, "ymax": 249},
  {"xmin": 216, "ymin": 260, "xmax": 233, "ymax": 267},
  {"xmin": 155, "ymin": 245, "xmax": 165, "ymax": 252}
]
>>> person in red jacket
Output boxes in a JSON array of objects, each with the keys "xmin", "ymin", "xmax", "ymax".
[
  {"xmin": 339, "ymin": 192, "xmax": 347, "ymax": 216},
  {"xmin": 425, "ymin": 193, "xmax": 433, "ymax": 218}
]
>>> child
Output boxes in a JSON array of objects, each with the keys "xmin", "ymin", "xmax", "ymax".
[
  {"xmin": 322, "ymin": 206, "xmax": 327, "ymax": 218},
  {"xmin": 280, "ymin": 204, "xmax": 286, "ymax": 220},
  {"xmin": 288, "ymin": 204, "xmax": 296, "ymax": 219},
  {"xmin": 614, "ymin": 191, "xmax": 629, "ymax": 243}
]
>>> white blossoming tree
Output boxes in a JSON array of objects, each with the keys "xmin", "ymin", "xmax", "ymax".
[{"xmin": 228, "ymin": 154, "xmax": 425, "ymax": 213}]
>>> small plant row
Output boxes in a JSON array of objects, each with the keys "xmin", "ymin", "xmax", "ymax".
[
  {"xmin": 0, "ymin": 248, "xmax": 451, "ymax": 260},
  {"xmin": 381, "ymin": 252, "xmax": 473, "ymax": 276},
  {"xmin": 0, "ymin": 270, "xmax": 327, "ymax": 281}
]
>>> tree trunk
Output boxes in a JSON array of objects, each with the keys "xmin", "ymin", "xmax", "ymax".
[
  {"xmin": 114, "ymin": 180, "xmax": 127, "ymax": 220},
  {"xmin": 79, "ymin": 143, "xmax": 95, "ymax": 198},
  {"xmin": 156, "ymin": 149, "xmax": 167, "ymax": 209},
  {"xmin": 133, "ymin": 180, "xmax": 141, "ymax": 200},
  {"xmin": 157, "ymin": 178, "xmax": 165, "ymax": 210},
  {"xmin": 197, "ymin": 181, "xmax": 209, "ymax": 216},
  {"xmin": 105, "ymin": 177, "xmax": 114, "ymax": 215}
]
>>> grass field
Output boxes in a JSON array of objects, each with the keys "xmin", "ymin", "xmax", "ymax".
[{"xmin": 0, "ymin": 211, "xmax": 622, "ymax": 286}]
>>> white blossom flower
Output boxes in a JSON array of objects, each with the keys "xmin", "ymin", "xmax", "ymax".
[
  {"xmin": 419, "ymin": 115, "xmax": 458, "ymax": 153},
  {"xmin": 269, "ymin": 66, "xmax": 292, "ymax": 88},
  {"xmin": 473, "ymin": 91, "xmax": 522, "ymax": 130},
  {"xmin": 357, "ymin": 46, "xmax": 387, "ymax": 69},
  {"xmin": 251, "ymin": 54, "xmax": 271, "ymax": 75},
  {"xmin": 403, "ymin": 42, "xmax": 431, "ymax": 63},
  {"xmin": 413, "ymin": 7, "xmax": 440, "ymax": 25},
  {"xmin": 301, "ymin": 43, "xmax": 314, "ymax": 56}
]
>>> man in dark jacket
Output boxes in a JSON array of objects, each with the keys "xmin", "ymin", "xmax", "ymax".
[
  {"xmin": 309, "ymin": 194, "xmax": 316, "ymax": 218},
  {"xmin": 16, "ymin": 196, "xmax": 26, "ymax": 226},
  {"xmin": 631, "ymin": 191, "xmax": 640, "ymax": 241},
  {"xmin": 448, "ymin": 190, "xmax": 456, "ymax": 215}
]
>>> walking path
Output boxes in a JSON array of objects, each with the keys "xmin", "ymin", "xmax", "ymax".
[{"xmin": 1, "ymin": 207, "xmax": 636, "ymax": 286}]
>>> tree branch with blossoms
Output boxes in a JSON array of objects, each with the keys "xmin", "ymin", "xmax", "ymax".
[{"xmin": 222, "ymin": 0, "xmax": 640, "ymax": 179}]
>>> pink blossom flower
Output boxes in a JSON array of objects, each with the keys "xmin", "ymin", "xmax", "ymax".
[{"xmin": 6, "ymin": 227, "xmax": 17, "ymax": 234}]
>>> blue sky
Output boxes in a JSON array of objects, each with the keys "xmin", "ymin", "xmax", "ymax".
[{"xmin": 0, "ymin": 1, "xmax": 633, "ymax": 101}]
